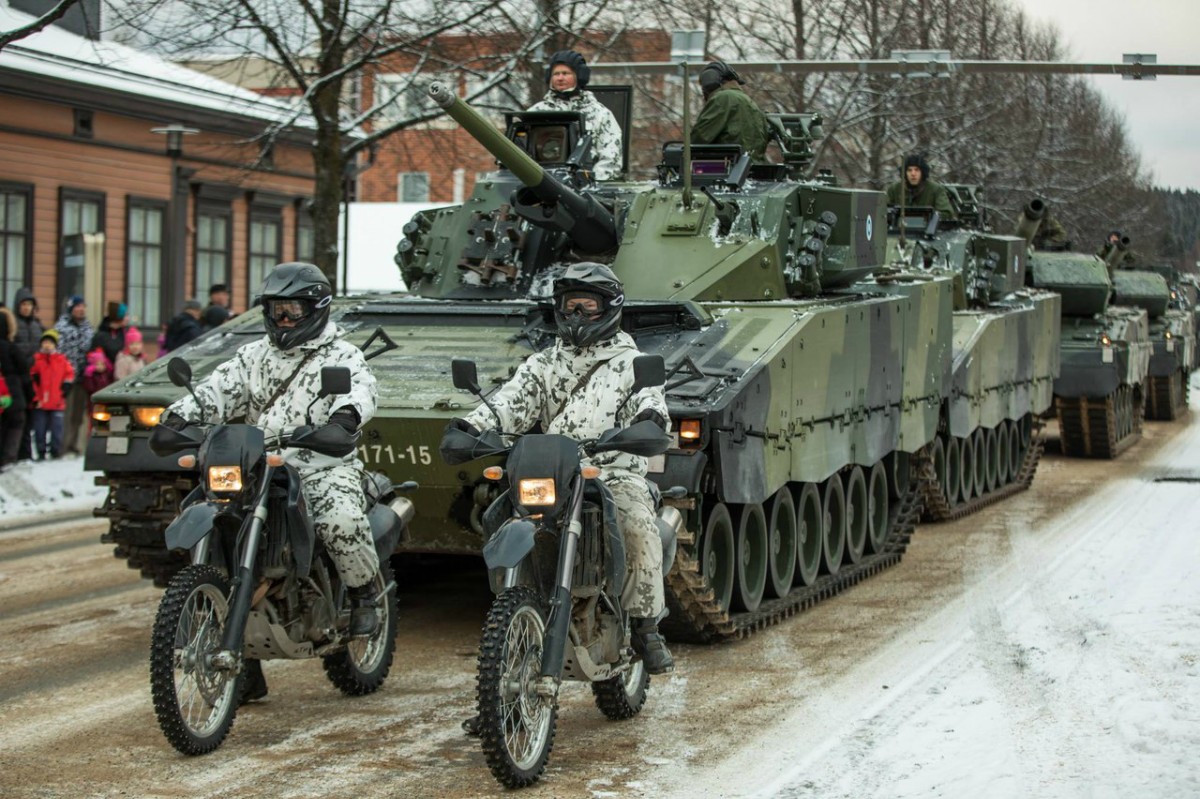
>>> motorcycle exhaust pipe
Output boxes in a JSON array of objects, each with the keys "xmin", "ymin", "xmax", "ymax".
[
  {"xmin": 388, "ymin": 496, "xmax": 415, "ymax": 528},
  {"xmin": 657, "ymin": 506, "xmax": 684, "ymax": 535}
]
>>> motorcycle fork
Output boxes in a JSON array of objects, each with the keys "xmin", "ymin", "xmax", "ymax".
[
  {"xmin": 538, "ymin": 474, "xmax": 585, "ymax": 681},
  {"xmin": 216, "ymin": 465, "xmax": 275, "ymax": 662}
]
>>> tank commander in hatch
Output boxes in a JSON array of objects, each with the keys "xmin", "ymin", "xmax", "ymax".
[
  {"xmin": 691, "ymin": 60, "xmax": 770, "ymax": 163},
  {"xmin": 887, "ymin": 153, "xmax": 956, "ymax": 220},
  {"xmin": 527, "ymin": 50, "xmax": 622, "ymax": 180}
]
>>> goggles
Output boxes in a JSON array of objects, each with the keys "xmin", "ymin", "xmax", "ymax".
[{"xmin": 267, "ymin": 299, "xmax": 309, "ymax": 323}]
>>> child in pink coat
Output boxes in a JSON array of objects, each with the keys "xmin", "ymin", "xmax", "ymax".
[{"xmin": 115, "ymin": 326, "xmax": 148, "ymax": 380}]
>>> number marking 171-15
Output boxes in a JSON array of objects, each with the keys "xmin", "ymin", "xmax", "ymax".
[{"xmin": 358, "ymin": 444, "xmax": 432, "ymax": 465}]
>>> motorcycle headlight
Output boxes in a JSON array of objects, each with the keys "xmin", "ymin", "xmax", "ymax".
[
  {"xmin": 517, "ymin": 478, "xmax": 556, "ymax": 507},
  {"xmin": 208, "ymin": 465, "xmax": 243, "ymax": 493}
]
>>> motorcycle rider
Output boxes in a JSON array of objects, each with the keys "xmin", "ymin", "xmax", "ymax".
[
  {"xmin": 450, "ymin": 262, "xmax": 675, "ymax": 676},
  {"xmin": 160, "ymin": 262, "xmax": 381, "ymax": 698}
]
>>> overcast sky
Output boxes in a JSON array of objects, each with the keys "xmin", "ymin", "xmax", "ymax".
[{"xmin": 1013, "ymin": 0, "xmax": 1200, "ymax": 191}]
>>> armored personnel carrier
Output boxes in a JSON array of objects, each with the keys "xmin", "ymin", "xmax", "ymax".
[
  {"xmin": 881, "ymin": 190, "xmax": 1060, "ymax": 521},
  {"xmin": 1111, "ymin": 266, "xmax": 1193, "ymax": 419},
  {"xmin": 90, "ymin": 87, "xmax": 957, "ymax": 644},
  {"xmin": 1026, "ymin": 229, "xmax": 1151, "ymax": 457}
]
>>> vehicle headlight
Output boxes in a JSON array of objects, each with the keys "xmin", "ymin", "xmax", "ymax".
[
  {"xmin": 208, "ymin": 466, "xmax": 243, "ymax": 493},
  {"xmin": 517, "ymin": 478, "xmax": 556, "ymax": 506},
  {"xmin": 132, "ymin": 406, "xmax": 165, "ymax": 428}
]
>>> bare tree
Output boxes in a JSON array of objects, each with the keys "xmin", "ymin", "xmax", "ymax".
[{"xmin": 0, "ymin": 0, "xmax": 82, "ymax": 49}]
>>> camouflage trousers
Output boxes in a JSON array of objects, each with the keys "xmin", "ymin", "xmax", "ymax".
[
  {"xmin": 608, "ymin": 477, "xmax": 665, "ymax": 619},
  {"xmin": 302, "ymin": 465, "xmax": 379, "ymax": 589}
]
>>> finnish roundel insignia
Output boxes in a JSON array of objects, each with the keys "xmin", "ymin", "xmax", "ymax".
[{"xmin": 865, "ymin": 215, "xmax": 874, "ymax": 242}]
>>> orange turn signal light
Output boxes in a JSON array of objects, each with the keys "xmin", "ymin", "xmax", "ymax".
[
  {"xmin": 266, "ymin": 454, "xmax": 285, "ymax": 467},
  {"xmin": 679, "ymin": 419, "xmax": 702, "ymax": 441},
  {"xmin": 581, "ymin": 465, "xmax": 601, "ymax": 479},
  {"xmin": 483, "ymin": 466, "xmax": 504, "ymax": 481},
  {"xmin": 92, "ymin": 404, "xmax": 112, "ymax": 423},
  {"xmin": 177, "ymin": 455, "xmax": 197, "ymax": 468}
]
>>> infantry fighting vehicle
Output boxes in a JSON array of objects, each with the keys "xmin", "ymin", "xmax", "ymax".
[
  {"xmin": 882, "ymin": 189, "xmax": 1059, "ymax": 521},
  {"xmin": 1026, "ymin": 230, "xmax": 1151, "ymax": 457},
  {"xmin": 1111, "ymin": 266, "xmax": 1193, "ymax": 419}
]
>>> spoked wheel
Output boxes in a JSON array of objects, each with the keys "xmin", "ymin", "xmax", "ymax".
[
  {"xmin": 996, "ymin": 421, "xmax": 1011, "ymax": 486},
  {"xmin": 149, "ymin": 564, "xmax": 240, "ymax": 755},
  {"xmin": 794, "ymin": 483, "xmax": 822, "ymax": 587},
  {"xmin": 820, "ymin": 475, "xmax": 846, "ymax": 575},
  {"xmin": 323, "ymin": 558, "xmax": 399, "ymax": 695},
  {"xmin": 842, "ymin": 467, "xmax": 868, "ymax": 566},
  {"xmin": 700, "ymin": 502, "xmax": 736, "ymax": 613},
  {"xmin": 984, "ymin": 426, "xmax": 1000, "ymax": 494},
  {"xmin": 865, "ymin": 462, "xmax": 890, "ymax": 554},
  {"xmin": 477, "ymin": 587, "xmax": 557, "ymax": 789},
  {"xmin": 592, "ymin": 659, "xmax": 649, "ymax": 720},
  {"xmin": 766, "ymin": 488, "xmax": 797, "ymax": 598},
  {"xmin": 945, "ymin": 435, "xmax": 962, "ymax": 506},
  {"xmin": 971, "ymin": 428, "xmax": 987, "ymax": 499},
  {"xmin": 733, "ymin": 503, "xmax": 768, "ymax": 612}
]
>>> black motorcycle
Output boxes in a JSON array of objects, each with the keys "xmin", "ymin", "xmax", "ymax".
[
  {"xmin": 147, "ymin": 358, "xmax": 415, "ymax": 755},
  {"xmin": 441, "ymin": 355, "xmax": 683, "ymax": 789}
]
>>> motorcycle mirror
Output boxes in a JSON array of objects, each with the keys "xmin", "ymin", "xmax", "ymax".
[
  {"xmin": 451, "ymin": 359, "xmax": 482, "ymax": 394},
  {"xmin": 166, "ymin": 357, "xmax": 193, "ymax": 388},
  {"xmin": 319, "ymin": 366, "xmax": 352, "ymax": 397},
  {"xmin": 630, "ymin": 355, "xmax": 666, "ymax": 393}
]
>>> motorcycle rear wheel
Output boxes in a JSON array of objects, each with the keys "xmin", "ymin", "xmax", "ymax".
[
  {"xmin": 149, "ymin": 564, "xmax": 240, "ymax": 755},
  {"xmin": 323, "ymin": 559, "xmax": 399, "ymax": 695},
  {"xmin": 592, "ymin": 658, "xmax": 649, "ymax": 720},
  {"xmin": 477, "ymin": 586, "xmax": 557, "ymax": 789}
]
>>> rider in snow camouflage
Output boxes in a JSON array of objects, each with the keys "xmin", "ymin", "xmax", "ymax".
[
  {"xmin": 454, "ymin": 262, "xmax": 675, "ymax": 675},
  {"xmin": 162, "ymin": 263, "xmax": 381, "ymax": 697}
]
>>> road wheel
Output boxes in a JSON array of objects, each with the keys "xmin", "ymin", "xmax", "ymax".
[
  {"xmin": 945, "ymin": 435, "xmax": 962, "ymax": 506},
  {"xmin": 866, "ymin": 462, "xmax": 890, "ymax": 554},
  {"xmin": 794, "ymin": 483, "xmax": 822, "ymax": 587},
  {"xmin": 477, "ymin": 587, "xmax": 556, "ymax": 789},
  {"xmin": 1007, "ymin": 420, "xmax": 1022, "ymax": 477},
  {"xmin": 843, "ymin": 467, "xmax": 868, "ymax": 565},
  {"xmin": 732, "ymin": 503, "xmax": 768, "ymax": 612},
  {"xmin": 959, "ymin": 434, "xmax": 976, "ymax": 501},
  {"xmin": 766, "ymin": 488, "xmax": 797, "ymax": 598},
  {"xmin": 996, "ymin": 421, "xmax": 1011, "ymax": 486},
  {"xmin": 984, "ymin": 426, "xmax": 1000, "ymax": 493},
  {"xmin": 323, "ymin": 558, "xmax": 398, "ymax": 695},
  {"xmin": 820, "ymin": 475, "xmax": 846, "ymax": 575},
  {"xmin": 700, "ymin": 502, "xmax": 736, "ymax": 613},
  {"xmin": 972, "ymin": 428, "xmax": 987, "ymax": 499},
  {"xmin": 149, "ymin": 564, "xmax": 240, "ymax": 755},
  {"xmin": 929, "ymin": 436, "xmax": 947, "ymax": 501},
  {"xmin": 592, "ymin": 660, "xmax": 649, "ymax": 720}
]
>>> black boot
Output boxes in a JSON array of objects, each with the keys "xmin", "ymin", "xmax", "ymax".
[
  {"xmin": 630, "ymin": 617, "xmax": 675, "ymax": 675},
  {"xmin": 240, "ymin": 658, "xmax": 268, "ymax": 705},
  {"xmin": 347, "ymin": 583, "xmax": 379, "ymax": 638}
]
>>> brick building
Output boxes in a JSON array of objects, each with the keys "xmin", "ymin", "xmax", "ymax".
[{"xmin": 0, "ymin": 6, "xmax": 319, "ymax": 336}]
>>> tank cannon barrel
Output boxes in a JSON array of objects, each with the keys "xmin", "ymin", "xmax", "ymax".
[
  {"xmin": 428, "ymin": 82, "xmax": 617, "ymax": 254},
  {"xmin": 1015, "ymin": 198, "xmax": 1047, "ymax": 247},
  {"xmin": 1104, "ymin": 234, "xmax": 1132, "ymax": 271}
]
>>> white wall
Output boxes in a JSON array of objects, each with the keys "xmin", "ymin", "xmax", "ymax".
[{"xmin": 337, "ymin": 202, "xmax": 443, "ymax": 293}]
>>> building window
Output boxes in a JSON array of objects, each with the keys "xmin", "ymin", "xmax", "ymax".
[
  {"xmin": 58, "ymin": 188, "xmax": 105, "ymax": 306},
  {"xmin": 127, "ymin": 199, "xmax": 166, "ymax": 327},
  {"xmin": 248, "ymin": 210, "xmax": 281, "ymax": 296},
  {"xmin": 73, "ymin": 108, "xmax": 95, "ymax": 139},
  {"xmin": 195, "ymin": 203, "xmax": 231, "ymax": 303},
  {"xmin": 398, "ymin": 172, "xmax": 430, "ymax": 202},
  {"xmin": 1, "ymin": 184, "xmax": 32, "ymax": 306},
  {"xmin": 295, "ymin": 202, "xmax": 314, "ymax": 263}
]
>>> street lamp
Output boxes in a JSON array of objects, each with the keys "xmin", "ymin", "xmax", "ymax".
[{"xmin": 151, "ymin": 123, "xmax": 199, "ymax": 157}]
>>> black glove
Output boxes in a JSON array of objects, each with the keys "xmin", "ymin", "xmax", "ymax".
[
  {"xmin": 328, "ymin": 408, "xmax": 360, "ymax": 434},
  {"xmin": 630, "ymin": 409, "xmax": 667, "ymax": 431},
  {"xmin": 159, "ymin": 411, "xmax": 191, "ymax": 431},
  {"xmin": 447, "ymin": 417, "xmax": 481, "ymax": 437}
]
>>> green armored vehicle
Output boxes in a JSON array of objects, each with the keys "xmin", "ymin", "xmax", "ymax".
[
  {"xmin": 1112, "ymin": 265, "xmax": 1193, "ymax": 419},
  {"xmin": 881, "ymin": 190, "xmax": 1060, "ymax": 520},
  {"xmin": 1026, "ymin": 229, "xmax": 1151, "ymax": 457}
]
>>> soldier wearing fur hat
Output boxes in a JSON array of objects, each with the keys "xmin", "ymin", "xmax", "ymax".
[
  {"xmin": 886, "ymin": 153, "xmax": 956, "ymax": 219},
  {"xmin": 691, "ymin": 60, "xmax": 770, "ymax": 163},
  {"xmin": 527, "ymin": 50, "xmax": 623, "ymax": 180}
]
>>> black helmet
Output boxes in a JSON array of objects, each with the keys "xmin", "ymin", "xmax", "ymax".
[
  {"xmin": 258, "ymin": 262, "xmax": 333, "ymax": 350},
  {"xmin": 552, "ymin": 262, "xmax": 624, "ymax": 348},
  {"xmin": 545, "ymin": 50, "xmax": 590, "ymax": 93},
  {"xmin": 698, "ymin": 60, "xmax": 744, "ymax": 95}
]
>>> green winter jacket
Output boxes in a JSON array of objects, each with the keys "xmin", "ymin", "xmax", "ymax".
[
  {"xmin": 691, "ymin": 86, "xmax": 770, "ymax": 163},
  {"xmin": 886, "ymin": 179, "xmax": 957, "ymax": 220}
]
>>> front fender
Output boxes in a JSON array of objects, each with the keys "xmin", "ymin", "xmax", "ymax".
[
  {"xmin": 163, "ymin": 502, "xmax": 221, "ymax": 552},
  {"xmin": 482, "ymin": 518, "xmax": 537, "ymax": 570}
]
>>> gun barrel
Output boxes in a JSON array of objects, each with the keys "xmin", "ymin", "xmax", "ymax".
[
  {"xmin": 1015, "ymin": 198, "xmax": 1047, "ymax": 246},
  {"xmin": 1104, "ymin": 235, "xmax": 1132, "ymax": 270},
  {"xmin": 428, "ymin": 82, "xmax": 543, "ymax": 186}
]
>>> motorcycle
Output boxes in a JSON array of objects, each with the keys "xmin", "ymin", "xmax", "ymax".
[
  {"xmin": 147, "ymin": 357, "xmax": 416, "ymax": 755},
  {"xmin": 440, "ymin": 354, "xmax": 684, "ymax": 789}
]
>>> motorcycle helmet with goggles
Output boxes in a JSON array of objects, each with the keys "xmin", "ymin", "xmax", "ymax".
[
  {"xmin": 258, "ymin": 262, "xmax": 333, "ymax": 350},
  {"xmin": 552, "ymin": 262, "xmax": 624, "ymax": 348}
]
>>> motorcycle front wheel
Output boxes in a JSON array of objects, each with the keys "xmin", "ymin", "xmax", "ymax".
[
  {"xmin": 322, "ymin": 558, "xmax": 398, "ymax": 695},
  {"xmin": 477, "ymin": 586, "xmax": 557, "ymax": 789},
  {"xmin": 149, "ymin": 564, "xmax": 240, "ymax": 755}
]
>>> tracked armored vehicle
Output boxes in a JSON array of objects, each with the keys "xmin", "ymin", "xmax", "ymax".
[
  {"xmin": 1111, "ymin": 267, "xmax": 1193, "ymax": 419},
  {"xmin": 881, "ymin": 191, "xmax": 1059, "ymax": 521},
  {"xmin": 1026, "ymin": 230, "xmax": 1151, "ymax": 457}
]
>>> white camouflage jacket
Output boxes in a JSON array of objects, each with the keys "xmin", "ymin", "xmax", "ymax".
[
  {"xmin": 167, "ymin": 322, "xmax": 377, "ymax": 472},
  {"xmin": 463, "ymin": 331, "xmax": 668, "ymax": 482},
  {"xmin": 528, "ymin": 90, "xmax": 622, "ymax": 180}
]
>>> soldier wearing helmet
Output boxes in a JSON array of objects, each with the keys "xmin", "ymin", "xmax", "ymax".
[
  {"xmin": 527, "ymin": 50, "xmax": 623, "ymax": 180},
  {"xmin": 161, "ymin": 262, "xmax": 381, "ymax": 699},
  {"xmin": 887, "ymin": 153, "xmax": 956, "ymax": 219},
  {"xmin": 451, "ymin": 262, "xmax": 675, "ymax": 676},
  {"xmin": 691, "ymin": 60, "xmax": 770, "ymax": 163}
]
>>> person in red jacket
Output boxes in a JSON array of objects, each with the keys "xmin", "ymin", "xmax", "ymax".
[{"xmin": 30, "ymin": 329, "xmax": 75, "ymax": 459}]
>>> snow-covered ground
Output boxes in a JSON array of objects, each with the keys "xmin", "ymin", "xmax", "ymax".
[{"xmin": 0, "ymin": 455, "xmax": 107, "ymax": 529}]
